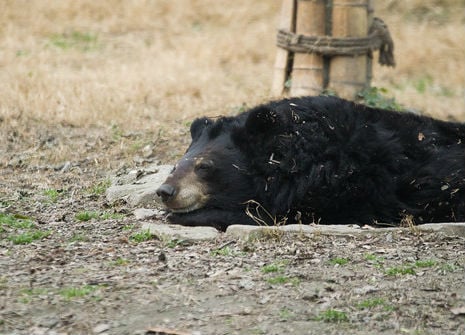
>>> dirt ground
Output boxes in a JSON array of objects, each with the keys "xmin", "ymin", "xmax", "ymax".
[{"xmin": 1, "ymin": 1, "xmax": 465, "ymax": 334}]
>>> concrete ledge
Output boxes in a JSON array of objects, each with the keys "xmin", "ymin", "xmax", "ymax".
[
  {"xmin": 141, "ymin": 223, "xmax": 220, "ymax": 243},
  {"xmin": 416, "ymin": 222, "xmax": 465, "ymax": 236},
  {"xmin": 140, "ymin": 222, "xmax": 465, "ymax": 243},
  {"xmin": 226, "ymin": 223, "xmax": 465, "ymax": 240}
]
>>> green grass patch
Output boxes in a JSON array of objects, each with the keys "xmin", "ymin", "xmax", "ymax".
[
  {"xmin": 329, "ymin": 257, "xmax": 349, "ymax": 266},
  {"xmin": 414, "ymin": 75, "xmax": 433, "ymax": 94},
  {"xmin": 414, "ymin": 260, "xmax": 437, "ymax": 268},
  {"xmin": 385, "ymin": 266, "xmax": 416, "ymax": 276},
  {"xmin": 364, "ymin": 253, "xmax": 385, "ymax": 268},
  {"xmin": 111, "ymin": 124, "xmax": 124, "ymax": 141},
  {"xmin": 358, "ymin": 298, "xmax": 384, "ymax": 309},
  {"xmin": 129, "ymin": 140, "xmax": 145, "ymax": 152},
  {"xmin": 8, "ymin": 230, "xmax": 51, "ymax": 245},
  {"xmin": 130, "ymin": 230, "xmax": 153, "ymax": 243},
  {"xmin": 109, "ymin": 257, "xmax": 129, "ymax": 266},
  {"xmin": 357, "ymin": 298, "xmax": 394, "ymax": 311},
  {"xmin": 316, "ymin": 309, "xmax": 349, "ymax": 323},
  {"xmin": 211, "ymin": 246, "xmax": 234, "ymax": 256},
  {"xmin": 263, "ymin": 261, "xmax": 297, "ymax": 285},
  {"xmin": 364, "ymin": 253, "xmax": 385, "ymax": 263},
  {"xmin": 385, "ymin": 259, "xmax": 439, "ymax": 276},
  {"xmin": 75, "ymin": 210, "xmax": 124, "ymax": 222},
  {"xmin": 0, "ymin": 213, "xmax": 34, "ymax": 230},
  {"xmin": 87, "ymin": 179, "xmax": 111, "ymax": 196},
  {"xmin": 262, "ymin": 261, "xmax": 288, "ymax": 273},
  {"xmin": 165, "ymin": 238, "xmax": 188, "ymax": 248},
  {"xmin": 43, "ymin": 188, "xmax": 63, "ymax": 203},
  {"xmin": 60, "ymin": 285, "xmax": 98, "ymax": 300},
  {"xmin": 1, "ymin": 213, "xmax": 50, "ymax": 244},
  {"xmin": 357, "ymin": 87, "xmax": 403, "ymax": 111},
  {"xmin": 75, "ymin": 211, "xmax": 100, "ymax": 221},
  {"xmin": 49, "ymin": 31, "xmax": 99, "ymax": 51}
]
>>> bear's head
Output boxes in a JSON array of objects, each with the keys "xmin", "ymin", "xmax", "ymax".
[
  {"xmin": 156, "ymin": 103, "xmax": 300, "ymax": 226},
  {"xmin": 156, "ymin": 114, "xmax": 253, "ymax": 215}
]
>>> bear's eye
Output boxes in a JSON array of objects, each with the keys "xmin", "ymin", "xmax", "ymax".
[{"xmin": 195, "ymin": 160, "xmax": 214, "ymax": 172}]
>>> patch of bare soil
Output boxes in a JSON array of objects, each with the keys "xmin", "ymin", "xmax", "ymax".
[{"xmin": 1, "ymin": 124, "xmax": 465, "ymax": 335}]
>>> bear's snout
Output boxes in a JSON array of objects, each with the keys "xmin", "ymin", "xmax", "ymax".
[
  {"xmin": 156, "ymin": 157, "xmax": 211, "ymax": 213},
  {"xmin": 156, "ymin": 183, "xmax": 176, "ymax": 202}
]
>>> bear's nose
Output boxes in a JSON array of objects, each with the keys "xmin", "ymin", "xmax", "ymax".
[{"xmin": 156, "ymin": 184, "xmax": 175, "ymax": 202}]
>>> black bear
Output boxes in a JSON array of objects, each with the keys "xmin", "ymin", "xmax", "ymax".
[{"xmin": 157, "ymin": 96, "xmax": 465, "ymax": 231}]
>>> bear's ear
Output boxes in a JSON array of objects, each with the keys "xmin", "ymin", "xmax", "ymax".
[
  {"xmin": 190, "ymin": 117, "xmax": 212, "ymax": 141},
  {"xmin": 244, "ymin": 106, "xmax": 280, "ymax": 135}
]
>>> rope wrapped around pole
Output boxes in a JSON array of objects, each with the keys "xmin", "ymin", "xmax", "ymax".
[{"xmin": 277, "ymin": 17, "xmax": 395, "ymax": 67}]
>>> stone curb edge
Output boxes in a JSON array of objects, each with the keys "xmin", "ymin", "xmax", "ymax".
[{"xmin": 141, "ymin": 222, "xmax": 465, "ymax": 243}]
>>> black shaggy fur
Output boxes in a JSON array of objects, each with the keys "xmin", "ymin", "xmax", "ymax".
[{"xmin": 165, "ymin": 96, "xmax": 465, "ymax": 230}]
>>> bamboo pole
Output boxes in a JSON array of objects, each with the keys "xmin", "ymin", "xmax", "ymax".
[
  {"xmin": 328, "ymin": 0, "xmax": 368, "ymax": 99},
  {"xmin": 271, "ymin": 0, "xmax": 296, "ymax": 96},
  {"xmin": 366, "ymin": 0, "xmax": 374, "ymax": 87},
  {"xmin": 290, "ymin": 0, "xmax": 326, "ymax": 97}
]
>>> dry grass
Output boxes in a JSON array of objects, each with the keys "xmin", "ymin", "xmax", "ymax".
[
  {"xmin": 0, "ymin": 0, "xmax": 277, "ymax": 130},
  {"xmin": 373, "ymin": 0, "xmax": 465, "ymax": 120},
  {"xmin": 0, "ymin": 0, "xmax": 463, "ymax": 131}
]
